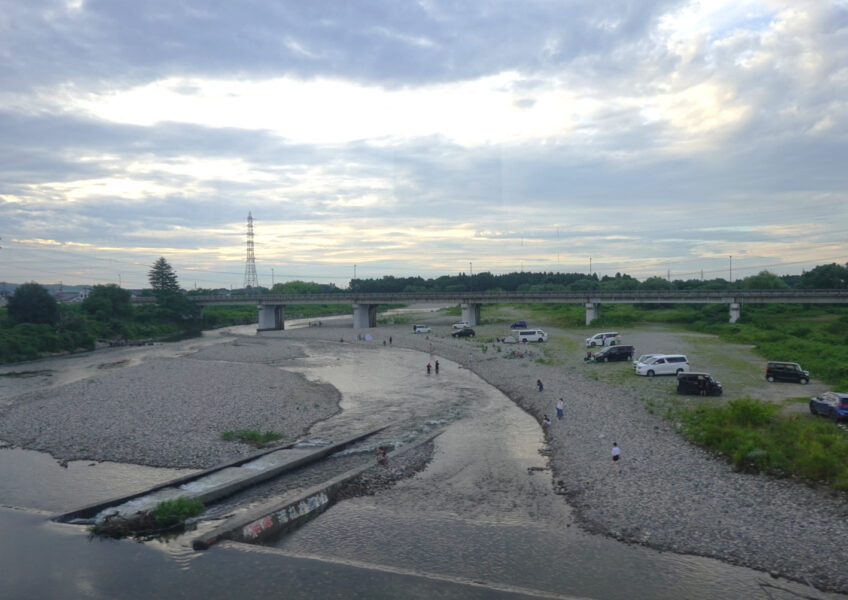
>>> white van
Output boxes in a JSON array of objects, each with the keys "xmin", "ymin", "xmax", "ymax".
[
  {"xmin": 586, "ymin": 332, "xmax": 620, "ymax": 347},
  {"xmin": 518, "ymin": 329, "xmax": 548, "ymax": 343},
  {"xmin": 635, "ymin": 354, "xmax": 690, "ymax": 377}
]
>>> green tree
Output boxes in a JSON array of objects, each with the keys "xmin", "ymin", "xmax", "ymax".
[
  {"xmin": 148, "ymin": 257, "xmax": 180, "ymax": 292},
  {"xmin": 6, "ymin": 283, "xmax": 59, "ymax": 325},
  {"xmin": 799, "ymin": 263, "xmax": 848, "ymax": 289},
  {"xmin": 82, "ymin": 284, "xmax": 133, "ymax": 320},
  {"xmin": 641, "ymin": 276, "xmax": 674, "ymax": 291},
  {"xmin": 155, "ymin": 290, "xmax": 201, "ymax": 321},
  {"xmin": 742, "ymin": 271, "xmax": 789, "ymax": 290}
]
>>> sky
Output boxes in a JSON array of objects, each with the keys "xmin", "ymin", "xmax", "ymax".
[{"xmin": 1, "ymin": 0, "xmax": 847, "ymax": 290}]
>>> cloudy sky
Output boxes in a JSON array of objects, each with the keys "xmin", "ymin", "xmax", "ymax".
[{"xmin": 2, "ymin": 1, "xmax": 847, "ymax": 290}]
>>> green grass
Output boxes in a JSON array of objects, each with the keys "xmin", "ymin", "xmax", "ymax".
[
  {"xmin": 151, "ymin": 497, "xmax": 206, "ymax": 527},
  {"xmin": 221, "ymin": 429, "xmax": 284, "ymax": 447},
  {"xmin": 89, "ymin": 496, "xmax": 206, "ymax": 539},
  {"xmin": 678, "ymin": 398, "xmax": 848, "ymax": 490},
  {"xmin": 509, "ymin": 303, "xmax": 848, "ymax": 390}
]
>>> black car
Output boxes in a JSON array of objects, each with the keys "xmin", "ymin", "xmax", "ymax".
[
  {"xmin": 591, "ymin": 345, "xmax": 634, "ymax": 362},
  {"xmin": 452, "ymin": 327, "xmax": 475, "ymax": 338},
  {"xmin": 677, "ymin": 372, "xmax": 723, "ymax": 396},
  {"xmin": 765, "ymin": 361, "xmax": 809, "ymax": 384}
]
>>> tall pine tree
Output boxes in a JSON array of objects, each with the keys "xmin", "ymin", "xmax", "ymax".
[{"xmin": 148, "ymin": 257, "xmax": 180, "ymax": 292}]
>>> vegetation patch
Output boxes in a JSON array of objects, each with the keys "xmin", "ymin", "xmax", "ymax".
[
  {"xmin": 677, "ymin": 398, "xmax": 848, "ymax": 490},
  {"xmin": 221, "ymin": 429, "xmax": 284, "ymax": 447},
  {"xmin": 89, "ymin": 497, "xmax": 206, "ymax": 540}
]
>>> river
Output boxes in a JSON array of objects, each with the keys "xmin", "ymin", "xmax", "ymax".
[{"xmin": 0, "ymin": 320, "xmax": 841, "ymax": 599}]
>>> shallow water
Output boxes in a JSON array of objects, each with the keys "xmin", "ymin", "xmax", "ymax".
[
  {"xmin": 0, "ymin": 326, "xmax": 845, "ymax": 599},
  {"xmin": 273, "ymin": 347, "xmax": 844, "ymax": 600}
]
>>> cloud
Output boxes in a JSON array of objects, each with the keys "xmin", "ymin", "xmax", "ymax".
[{"xmin": 1, "ymin": 1, "xmax": 846, "ymax": 288}]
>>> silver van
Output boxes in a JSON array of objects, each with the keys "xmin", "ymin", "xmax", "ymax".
[{"xmin": 518, "ymin": 329, "xmax": 548, "ymax": 343}]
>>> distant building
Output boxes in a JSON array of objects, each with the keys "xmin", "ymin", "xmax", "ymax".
[{"xmin": 52, "ymin": 287, "xmax": 90, "ymax": 303}]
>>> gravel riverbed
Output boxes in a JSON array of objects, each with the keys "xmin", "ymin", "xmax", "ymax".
[
  {"xmin": 279, "ymin": 320, "xmax": 848, "ymax": 595},
  {"xmin": 1, "ymin": 319, "xmax": 847, "ymax": 594}
]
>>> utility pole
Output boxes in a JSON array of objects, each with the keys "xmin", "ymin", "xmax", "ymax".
[
  {"xmin": 729, "ymin": 255, "xmax": 732, "ymax": 283},
  {"xmin": 589, "ymin": 257, "xmax": 592, "ymax": 276},
  {"xmin": 469, "ymin": 261, "xmax": 473, "ymax": 292},
  {"xmin": 271, "ymin": 268, "xmax": 275, "ymax": 288}
]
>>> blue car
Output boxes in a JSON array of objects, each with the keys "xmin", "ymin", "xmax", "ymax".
[
  {"xmin": 809, "ymin": 392, "xmax": 848, "ymax": 422},
  {"xmin": 510, "ymin": 320, "xmax": 527, "ymax": 329}
]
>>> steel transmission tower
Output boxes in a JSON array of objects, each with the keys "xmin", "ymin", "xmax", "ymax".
[{"xmin": 243, "ymin": 212, "xmax": 259, "ymax": 289}]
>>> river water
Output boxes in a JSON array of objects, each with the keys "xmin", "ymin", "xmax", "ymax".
[{"xmin": 0, "ymin": 320, "xmax": 842, "ymax": 599}]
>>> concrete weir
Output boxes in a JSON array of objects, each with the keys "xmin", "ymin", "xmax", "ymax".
[
  {"xmin": 52, "ymin": 428, "xmax": 385, "ymax": 524},
  {"xmin": 193, "ymin": 430, "xmax": 442, "ymax": 550}
]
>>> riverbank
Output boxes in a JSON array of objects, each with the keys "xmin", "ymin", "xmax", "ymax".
[
  {"xmin": 279, "ymin": 320, "xmax": 848, "ymax": 594},
  {"xmin": 0, "ymin": 338, "xmax": 341, "ymax": 469},
  {"xmin": 1, "ymin": 318, "xmax": 847, "ymax": 593}
]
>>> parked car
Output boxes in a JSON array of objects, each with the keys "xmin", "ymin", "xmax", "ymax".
[
  {"xmin": 677, "ymin": 372, "xmax": 723, "ymax": 396},
  {"xmin": 452, "ymin": 327, "xmax": 476, "ymax": 338},
  {"xmin": 517, "ymin": 329, "xmax": 548, "ymax": 343},
  {"xmin": 765, "ymin": 361, "xmax": 809, "ymax": 384},
  {"xmin": 809, "ymin": 392, "xmax": 848, "ymax": 422},
  {"xmin": 633, "ymin": 353, "xmax": 662, "ymax": 368},
  {"xmin": 635, "ymin": 355, "xmax": 690, "ymax": 377},
  {"xmin": 452, "ymin": 321, "xmax": 471, "ymax": 329},
  {"xmin": 510, "ymin": 320, "xmax": 527, "ymax": 329},
  {"xmin": 412, "ymin": 324, "xmax": 431, "ymax": 333},
  {"xmin": 585, "ymin": 332, "xmax": 620, "ymax": 347},
  {"xmin": 500, "ymin": 335, "xmax": 517, "ymax": 344},
  {"xmin": 591, "ymin": 345, "xmax": 635, "ymax": 362}
]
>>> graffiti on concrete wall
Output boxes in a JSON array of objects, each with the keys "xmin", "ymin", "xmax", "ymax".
[
  {"xmin": 241, "ymin": 492, "xmax": 330, "ymax": 540},
  {"xmin": 242, "ymin": 515, "xmax": 274, "ymax": 539}
]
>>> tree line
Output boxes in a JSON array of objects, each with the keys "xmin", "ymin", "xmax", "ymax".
[{"xmin": 2, "ymin": 258, "xmax": 846, "ymax": 364}]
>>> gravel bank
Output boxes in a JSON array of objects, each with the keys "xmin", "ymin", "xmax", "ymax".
[
  {"xmin": 279, "ymin": 319, "xmax": 848, "ymax": 594},
  {"xmin": 0, "ymin": 349, "xmax": 339, "ymax": 469},
  {"xmin": 2, "ymin": 317, "xmax": 846, "ymax": 593}
]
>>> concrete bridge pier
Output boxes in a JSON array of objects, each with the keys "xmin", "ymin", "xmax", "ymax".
[
  {"xmin": 257, "ymin": 304, "xmax": 285, "ymax": 331},
  {"xmin": 353, "ymin": 303, "xmax": 377, "ymax": 329},
  {"xmin": 729, "ymin": 302, "xmax": 741, "ymax": 324},
  {"xmin": 585, "ymin": 302, "xmax": 599, "ymax": 325},
  {"xmin": 461, "ymin": 303, "xmax": 481, "ymax": 326}
]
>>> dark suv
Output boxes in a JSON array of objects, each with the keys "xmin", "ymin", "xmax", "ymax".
[
  {"xmin": 677, "ymin": 372, "xmax": 723, "ymax": 396},
  {"xmin": 592, "ymin": 345, "xmax": 634, "ymax": 362},
  {"xmin": 765, "ymin": 361, "xmax": 809, "ymax": 384}
]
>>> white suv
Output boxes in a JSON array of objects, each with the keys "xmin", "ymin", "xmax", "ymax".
[
  {"xmin": 586, "ymin": 332, "xmax": 620, "ymax": 347},
  {"xmin": 635, "ymin": 355, "xmax": 690, "ymax": 377}
]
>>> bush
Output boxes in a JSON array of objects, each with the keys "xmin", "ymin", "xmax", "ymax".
[{"xmin": 679, "ymin": 398, "xmax": 848, "ymax": 489}]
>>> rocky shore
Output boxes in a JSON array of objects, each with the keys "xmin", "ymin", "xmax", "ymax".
[
  {"xmin": 1, "ymin": 317, "xmax": 846, "ymax": 593},
  {"xmin": 281, "ymin": 321, "xmax": 848, "ymax": 594}
]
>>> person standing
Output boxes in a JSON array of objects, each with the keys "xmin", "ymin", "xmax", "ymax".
[
  {"xmin": 435, "ymin": 360, "xmax": 440, "ymax": 374},
  {"xmin": 556, "ymin": 398, "xmax": 564, "ymax": 420},
  {"xmin": 612, "ymin": 442, "xmax": 621, "ymax": 472},
  {"xmin": 537, "ymin": 379, "xmax": 544, "ymax": 392},
  {"xmin": 426, "ymin": 363, "xmax": 432, "ymax": 375}
]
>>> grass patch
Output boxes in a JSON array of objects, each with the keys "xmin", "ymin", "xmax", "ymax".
[
  {"xmin": 678, "ymin": 398, "xmax": 848, "ymax": 490},
  {"xmin": 89, "ymin": 497, "xmax": 206, "ymax": 539},
  {"xmin": 221, "ymin": 429, "xmax": 284, "ymax": 447},
  {"xmin": 151, "ymin": 497, "xmax": 206, "ymax": 527}
]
